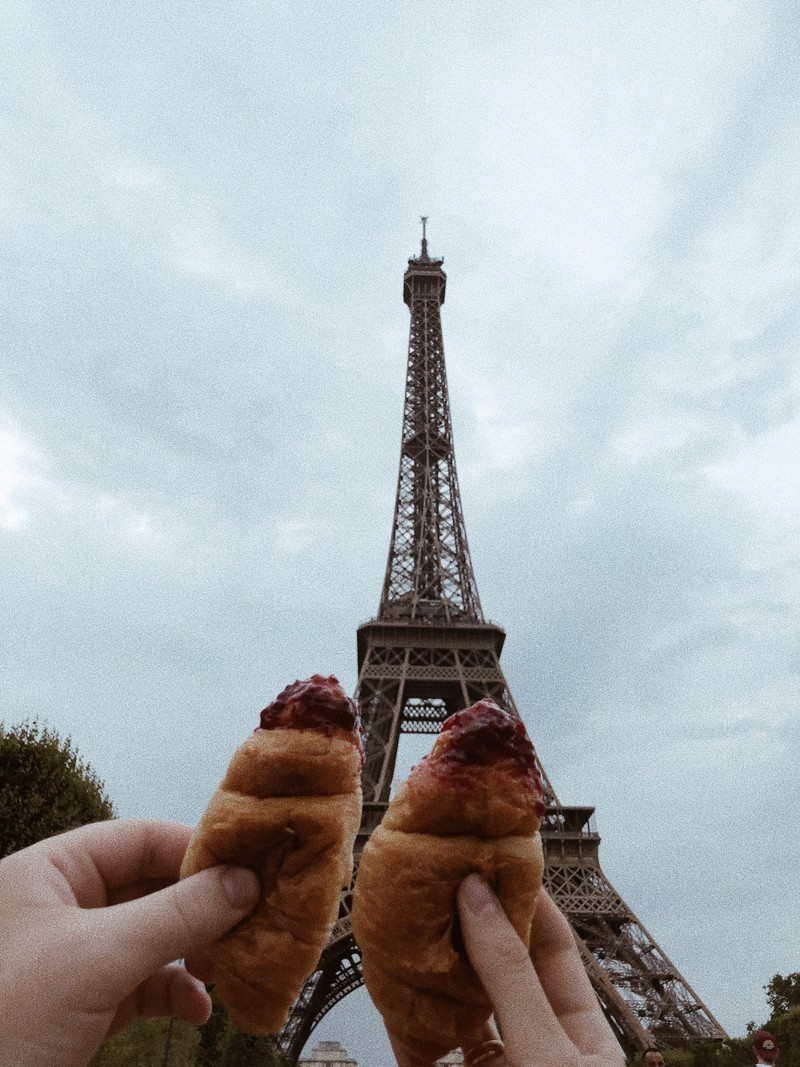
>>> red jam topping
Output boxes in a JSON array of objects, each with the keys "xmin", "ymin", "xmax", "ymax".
[
  {"xmin": 435, "ymin": 699, "xmax": 545, "ymax": 813},
  {"xmin": 259, "ymin": 675, "xmax": 364, "ymax": 760}
]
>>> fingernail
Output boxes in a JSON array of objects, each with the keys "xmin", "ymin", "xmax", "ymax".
[
  {"xmin": 221, "ymin": 866, "xmax": 260, "ymax": 910},
  {"xmin": 460, "ymin": 874, "xmax": 498, "ymax": 916}
]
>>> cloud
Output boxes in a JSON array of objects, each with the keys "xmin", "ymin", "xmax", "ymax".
[
  {"xmin": 703, "ymin": 414, "xmax": 800, "ymax": 544},
  {"xmin": 270, "ymin": 516, "xmax": 321, "ymax": 557},
  {"xmin": 168, "ymin": 224, "xmax": 282, "ymax": 298},
  {"xmin": 0, "ymin": 426, "xmax": 38, "ymax": 529}
]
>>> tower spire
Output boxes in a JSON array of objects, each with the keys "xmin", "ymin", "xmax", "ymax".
[{"xmin": 420, "ymin": 215, "xmax": 429, "ymax": 260}]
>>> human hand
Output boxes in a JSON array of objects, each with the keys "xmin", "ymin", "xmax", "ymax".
[
  {"xmin": 454, "ymin": 878, "xmax": 624, "ymax": 1067},
  {"xmin": 0, "ymin": 818, "xmax": 260, "ymax": 1067}
]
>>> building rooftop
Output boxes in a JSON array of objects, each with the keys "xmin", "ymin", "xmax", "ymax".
[
  {"xmin": 298, "ymin": 1041, "xmax": 357, "ymax": 1067},
  {"xmin": 297, "ymin": 1039, "xmax": 464, "ymax": 1067}
]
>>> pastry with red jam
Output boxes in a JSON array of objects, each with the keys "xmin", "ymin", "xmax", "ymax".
[
  {"xmin": 351, "ymin": 699, "xmax": 545, "ymax": 1062},
  {"xmin": 180, "ymin": 675, "xmax": 363, "ymax": 1034}
]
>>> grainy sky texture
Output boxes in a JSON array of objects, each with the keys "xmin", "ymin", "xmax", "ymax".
[{"xmin": 2, "ymin": 1, "xmax": 799, "ymax": 1063}]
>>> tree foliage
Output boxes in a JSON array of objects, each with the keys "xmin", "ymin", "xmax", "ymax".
[
  {"xmin": 88, "ymin": 1000, "xmax": 296, "ymax": 1067},
  {"xmin": 0, "ymin": 719, "xmax": 114, "ymax": 857},
  {"xmin": 196, "ymin": 993, "xmax": 233, "ymax": 1067},
  {"xmin": 89, "ymin": 1018, "xmax": 198, "ymax": 1066},
  {"xmin": 661, "ymin": 974, "xmax": 800, "ymax": 1067},
  {"xmin": 760, "ymin": 973, "xmax": 800, "ymax": 1067},
  {"xmin": 222, "ymin": 1032, "xmax": 289, "ymax": 1067},
  {"xmin": 766, "ymin": 974, "xmax": 800, "ymax": 1019}
]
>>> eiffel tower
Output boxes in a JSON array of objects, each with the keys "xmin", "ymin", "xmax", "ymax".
[{"xmin": 276, "ymin": 224, "xmax": 728, "ymax": 1060}]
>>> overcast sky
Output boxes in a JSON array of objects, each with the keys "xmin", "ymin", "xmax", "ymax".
[{"xmin": 3, "ymin": 1, "xmax": 799, "ymax": 1062}]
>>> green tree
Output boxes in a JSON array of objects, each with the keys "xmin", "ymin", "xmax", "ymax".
[
  {"xmin": 89, "ymin": 1018, "xmax": 198, "ymax": 1066},
  {"xmin": 766, "ymin": 974, "xmax": 800, "ymax": 1019},
  {"xmin": 222, "ymin": 1032, "xmax": 291, "ymax": 1067},
  {"xmin": 684, "ymin": 1038, "xmax": 753, "ymax": 1067},
  {"xmin": 196, "ymin": 993, "xmax": 233, "ymax": 1067},
  {"xmin": 223, "ymin": 1032, "xmax": 271, "ymax": 1067},
  {"xmin": 0, "ymin": 719, "xmax": 114, "ymax": 857}
]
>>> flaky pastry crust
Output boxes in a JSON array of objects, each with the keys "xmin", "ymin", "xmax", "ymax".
[
  {"xmin": 180, "ymin": 726, "xmax": 362, "ymax": 1034},
  {"xmin": 382, "ymin": 759, "xmax": 539, "ymax": 838}
]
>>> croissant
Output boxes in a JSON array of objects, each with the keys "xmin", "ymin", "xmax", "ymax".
[
  {"xmin": 180, "ymin": 675, "xmax": 363, "ymax": 1034},
  {"xmin": 351, "ymin": 699, "xmax": 545, "ymax": 1061}
]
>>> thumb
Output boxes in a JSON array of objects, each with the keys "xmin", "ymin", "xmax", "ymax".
[{"xmin": 90, "ymin": 865, "xmax": 260, "ymax": 988}]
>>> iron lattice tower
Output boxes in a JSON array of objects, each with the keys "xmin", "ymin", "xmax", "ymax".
[{"xmin": 276, "ymin": 228, "xmax": 728, "ymax": 1059}]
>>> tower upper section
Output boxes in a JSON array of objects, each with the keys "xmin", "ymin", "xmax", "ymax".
[
  {"xmin": 403, "ymin": 231, "xmax": 446, "ymax": 307},
  {"xmin": 379, "ymin": 228, "xmax": 483, "ymax": 624}
]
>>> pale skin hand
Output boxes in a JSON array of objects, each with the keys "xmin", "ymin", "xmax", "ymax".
[
  {"xmin": 390, "ymin": 878, "xmax": 625, "ymax": 1067},
  {"xmin": 454, "ymin": 877, "xmax": 625, "ymax": 1067},
  {"xmin": 0, "ymin": 819, "xmax": 260, "ymax": 1067}
]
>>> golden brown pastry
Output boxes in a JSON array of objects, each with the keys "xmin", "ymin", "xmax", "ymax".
[
  {"xmin": 351, "ymin": 699, "xmax": 545, "ymax": 1062},
  {"xmin": 180, "ymin": 675, "xmax": 363, "ymax": 1034}
]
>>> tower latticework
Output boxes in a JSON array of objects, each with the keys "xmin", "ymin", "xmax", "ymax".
[{"xmin": 276, "ymin": 230, "xmax": 728, "ymax": 1060}]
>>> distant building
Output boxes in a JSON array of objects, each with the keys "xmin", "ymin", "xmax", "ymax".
[
  {"xmin": 438, "ymin": 1051, "xmax": 464, "ymax": 1066},
  {"xmin": 297, "ymin": 1038, "xmax": 464, "ymax": 1067},
  {"xmin": 298, "ymin": 1041, "xmax": 357, "ymax": 1067}
]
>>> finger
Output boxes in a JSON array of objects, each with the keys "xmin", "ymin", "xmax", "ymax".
[
  {"xmin": 42, "ymin": 820, "xmax": 193, "ymax": 907},
  {"xmin": 89, "ymin": 864, "xmax": 260, "ymax": 992},
  {"xmin": 529, "ymin": 890, "xmax": 620, "ymax": 1056},
  {"xmin": 460, "ymin": 1015, "xmax": 499, "ymax": 1049},
  {"xmin": 137, "ymin": 965, "xmax": 211, "ymax": 1027},
  {"xmin": 107, "ymin": 965, "xmax": 212, "ymax": 1037},
  {"xmin": 459, "ymin": 1015, "xmax": 502, "ymax": 1061},
  {"xmin": 462, "ymin": 1044, "xmax": 508, "ymax": 1067},
  {"xmin": 462, "ymin": 1020, "xmax": 507, "ymax": 1067},
  {"xmin": 169, "ymin": 970, "xmax": 213, "ymax": 1026},
  {"xmin": 457, "ymin": 875, "xmax": 575, "ymax": 1066}
]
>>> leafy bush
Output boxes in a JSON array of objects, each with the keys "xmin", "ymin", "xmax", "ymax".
[
  {"xmin": 196, "ymin": 993, "xmax": 233, "ymax": 1066},
  {"xmin": 89, "ymin": 1018, "xmax": 198, "ymax": 1066},
  {"xmin": 0, "ymin": 719, "xmax": 114, "ymax": 857},
  {"xmin": 766, "ymin": 975, "xmax": 800, "ymax": 1019},
  {"xmin": 88, "ymin": 1003, "xmax": 294, "ymax": 1067},
  {"xmin": 660, "ymin": 982, "xmax": 800, "ymax": 1067}
]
